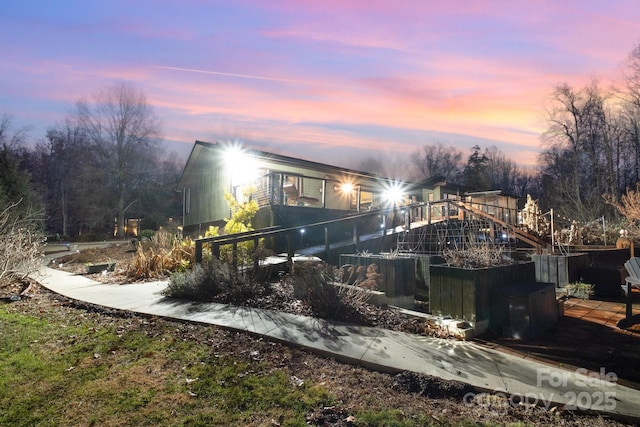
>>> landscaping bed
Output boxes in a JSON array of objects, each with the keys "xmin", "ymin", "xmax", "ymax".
[{"xmin": 51, "ymin": 243, "xmax": 446, "ymax": 337}]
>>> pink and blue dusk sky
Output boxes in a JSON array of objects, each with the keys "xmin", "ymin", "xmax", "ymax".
[{"xmin": 2, "ymin": 1, "xmax": 640, "ymax": 171}]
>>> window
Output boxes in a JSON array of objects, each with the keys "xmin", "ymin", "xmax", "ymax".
[{"xmin": 184, "ymin": 188, "xmax": 191, "ymax": 215}]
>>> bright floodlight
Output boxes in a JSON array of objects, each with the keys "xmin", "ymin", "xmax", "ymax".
[
  {"xmin": 382, "ymin": 181, "xmax": 406, "ymax": 206},
  {"xmin": 223, "ymin": 143, "xmax": 259, "ymax": 186},
  {"xmin": 340, "ymin": 182, "xmax": 354, "ymax": 193}
]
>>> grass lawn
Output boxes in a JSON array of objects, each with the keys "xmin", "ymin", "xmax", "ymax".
[
  {"xmin": 0, "ymin": 305, "xmax": 336, "ymax": 426},
  {"xmin": 1, "ymin": 286, "xmax": 623, "ymax": 427}
]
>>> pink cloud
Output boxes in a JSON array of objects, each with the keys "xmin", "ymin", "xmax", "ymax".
[{"xmin": 4, "ymin": 0, "xmax": 640, "ymax": 170}]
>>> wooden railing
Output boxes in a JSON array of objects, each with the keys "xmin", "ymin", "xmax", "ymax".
[
  {"xmin": 194, "ymin": 204, "xmax": 422, "ymax": 265},
  {"xmin": 194, "ymin": 199, "xmax": 550, "ymax": 265},
  {"xmin": 450, "ymin": 200, "xmax": 548, "ymax": 253}
]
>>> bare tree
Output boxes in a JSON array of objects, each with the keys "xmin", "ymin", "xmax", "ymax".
[
  {"xmin": 34, "ymin": 121, "xmax": 99, "ymax": 237},
  {"xmin": 0, "ymin": 114, "xmax": 29, "ymax": 149},
  {"xmin": 512, "ymin": 171, "xmax": 537, "ymax": 199},
  {"xmin": 541, "ymin": 83, "xmax": 609, "ymax": 220},
  {"xmin": 619, "ymin": 44, "xmax": 640, "ymax": 186},
  {"xmin": 623, "ymin": 43, "xmax": 640, "ymax": 108},
  {"xmin": 357, "ymin": 153, "xmax": 413, "ymax": 181},
  {"xmin": 76, "ymin": 82, "xmax": 161, "ymax": 238},
  {"xmin": 411, "ymin": 143, "xmax": 463, "ymax": 181},
  {"xmin": 483, "ymin": 145, "xmax": 521, "ymax": 193},
  {"xmin": 604, "ymin": 184, "xmax": 640, "ymax": 237}
]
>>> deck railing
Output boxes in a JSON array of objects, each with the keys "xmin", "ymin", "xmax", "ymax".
[
  {"xmin": 193, "ymin": 199, "xmax": 545, "ymax": 266},
  {"xmin": 194, "ymin": 203, "xmax": 426, "ymax": 265}
]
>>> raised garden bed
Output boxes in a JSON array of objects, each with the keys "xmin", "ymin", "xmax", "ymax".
[
  {"xmin": 531, "ymin": 253, "xmax": 589, "ymax": 287},
  {"xmin": 429, "ymin": 261, "xmax": 536, "ymax": 333}
]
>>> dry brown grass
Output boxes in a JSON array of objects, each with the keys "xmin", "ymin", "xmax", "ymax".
[
  {"xmin": 442, "ymin": 245, "xmax": 509, "ymax": 269},
  {"xmin": 605, "ymin": 185, "xmax": 640, "ymax": 238},
  {"xmin": 125, "ymin": 231, "xmax": 194, "ymax": 280}
]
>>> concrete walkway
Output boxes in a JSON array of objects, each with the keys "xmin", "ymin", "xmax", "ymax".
[{"xmin": 35, "ymin": 266, "xmax": 640, "ymax": 421}]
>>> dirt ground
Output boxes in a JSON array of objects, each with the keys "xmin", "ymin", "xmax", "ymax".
[{"xmin": 4, "ymin": 242, "xmax": 635, "ymax": 426}]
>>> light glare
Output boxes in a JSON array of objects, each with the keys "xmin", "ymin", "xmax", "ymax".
[
  {"xmin": 382, "ymin": 181, "xmax": 406, "ymax": 206},
  {"xmin": 340, "ymin": 182, "xmax": 354, "ymax": 193},
  {"xmin": 224, "ymin": 144, "xmax": 259, "ymax": 187}
]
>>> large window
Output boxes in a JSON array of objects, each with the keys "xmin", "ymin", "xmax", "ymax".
[
  {"xmin": 359, "ymin": 190, "xmax": 375, "ymax": 210},
  {"xmin": 262, "ymin": 172, "xmax": 325, "ymax": 208}
]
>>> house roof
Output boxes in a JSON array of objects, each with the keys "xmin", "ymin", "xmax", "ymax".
[
  {"xmin": 175, "ymin": 140, "xmax": 519, "ymax": 200},
  {"xmin": 176, "ymin": 140, "xmax": 408, "ymax": 189}
]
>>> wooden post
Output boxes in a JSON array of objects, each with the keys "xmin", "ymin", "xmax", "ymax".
[
  {"xmin": 253, "ymin": 237, "xmax": 259, "ymax": 273},
  {"xmin": 352, "ymin": 222, "xmax": 359, "ymax": 251},
  {"xmin": 279, "ymin": 174, "xmax": 285, "ymax": 205},
  {"xmin": 325, "ymin": 226, "xmax": 330, "ymax": 261},
  {"xmin": 195, "ymin": 240, "xmax": 203, "ymax": 264},
  {"xmin": 626, "ymin": 282, "xmax": 633, "ymax": 323},
  {"xmin": 287, "ymin": 233, "xmax": 293, "ymax": 261}
]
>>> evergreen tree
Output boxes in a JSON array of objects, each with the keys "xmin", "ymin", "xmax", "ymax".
[{"xmin": 462, "ymin": 145, "xmax": 491, "ymax": 190}]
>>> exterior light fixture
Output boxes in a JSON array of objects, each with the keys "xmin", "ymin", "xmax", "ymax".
[
  {"xmin": 340, "ymin": 182, "xmax": 354, "ymax": 193},
  {"xmin": 223, "ymin": 143, "xmax": 260, "ymax": 188},
  {"xmin": 382, "ymin": 181, "xmax": 406, "ymax": 206}
]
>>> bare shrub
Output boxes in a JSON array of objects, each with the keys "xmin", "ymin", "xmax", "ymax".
[
  {"xmin": 293, "ymin": 262, "xmax": 383, "ymax": 320},
  {"xmin": 337, "ymin": 264, "xmax": 364, "ymax": 285},
  {"xmin": 442, "ymin": 245, "xmax": 509, "ymax": 268},
  {"xmin": 162, "ymin": 264, "xmax": 217, "ymax": 301},
  {"xmin": 359, "ymin": 264, "xmax": 383, "ymax": 290},
  {"xmin": 0, "ymin": 200, "xmax": 44, "ymax": 288},
  {"xmin": 338, "ymin": 264, "xmax": 382, "ymax": 309},
  {"xmin": 605, "ymin": 186, "xmax": 640, "ymax": 238},
  {"xmin": 164, "ymin": 257, "xmax": 265, "ymax": 303},
  {"xmin": 292, "ymin": 261, "xmax": 340, "ymax": 318}
]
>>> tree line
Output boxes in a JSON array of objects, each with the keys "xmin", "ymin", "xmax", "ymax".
[
  {"xmin": 360, "ymin": 42, "xmax": 640, "ymax": 230},
  {"xmin": 4, "ymin": 43, "xmax": 640, "ymax": 240},
  {"xmin": 538, "ymin": 43, "xmax": 640, "ymax": 224},
  {"xmin": 0, "ymin": 82, "xmax": 182, "ymax": 239}
]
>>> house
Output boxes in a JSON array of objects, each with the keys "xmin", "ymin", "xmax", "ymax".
[
  {"xmin": 176, "ymin": 140, "xmax": 424, "ymax": 237},
  {"xmin": 176, "ymin": 140, "xmax": 523, "ymax": 255}
]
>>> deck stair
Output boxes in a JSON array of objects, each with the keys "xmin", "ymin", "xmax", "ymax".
[{"xmin": 395, "ymin": 200, "xmax": 548, "ymax": 255}]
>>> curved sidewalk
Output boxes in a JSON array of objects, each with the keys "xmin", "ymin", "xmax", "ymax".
[{"xmin": 36, "ymin": 266, "xmax": 640, "ymax": 421}]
